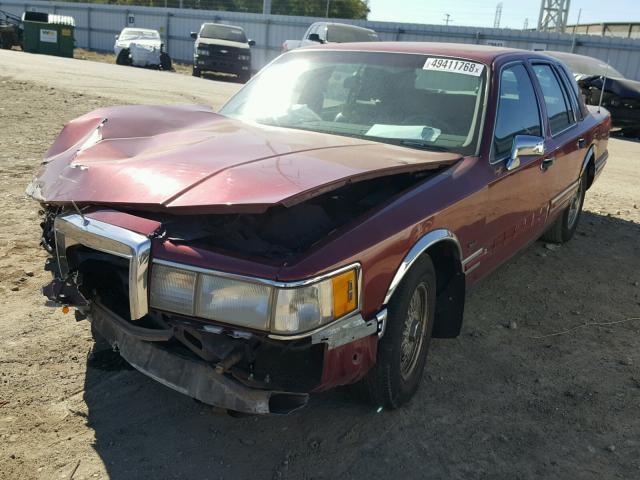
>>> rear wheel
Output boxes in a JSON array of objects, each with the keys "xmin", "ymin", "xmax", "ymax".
[
  {"xmin": 238, "ymin": 71, "xmax": 251, "ymax": 83},
  {"xmin": 357, "ymin": 255, "xmax": 436, "ymax": 409},
  {"xmin": 542, "ymin": 174, "xmax": 587, "ymax": 244},
  {"xmin": 192, "ymin": 66, "xmax": 201, "ymax": 77}
]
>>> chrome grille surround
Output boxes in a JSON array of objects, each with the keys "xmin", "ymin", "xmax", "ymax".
[{"xmin": 53, "ymin": 213, "xmax": 151, "ymax": 320}]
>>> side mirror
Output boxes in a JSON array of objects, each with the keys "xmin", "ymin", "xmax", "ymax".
[
  {"xmin": 308, "ymin": 33, "xmax": 323, "ymax": 43},
  {"xmin": 507, "ymin": 135, "xmax": 544, "ymax": 171},
  {"xmin": 190, "ymin": 32, "xmax": 198, "ymax": 40},
  {"xmin": 248, "ymin": 39, "xmax": 255, "ymax": 47}
]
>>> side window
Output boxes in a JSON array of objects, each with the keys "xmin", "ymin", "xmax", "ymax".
[
  {"xmin": 557, "ymin": 65, "xmax": 583, "ymax": 121},
  {"xmin": 494, "ymin": 64, "xmax": 542, "ymax": 160},
  {"xmin": 532, "ymin": 64, "xmax": 575, "ymax": 135}
]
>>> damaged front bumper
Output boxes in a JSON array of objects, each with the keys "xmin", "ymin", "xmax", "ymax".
[
  {"xmin": 91, "ymin": 301, "xmax": 309, "ymax": 415},
  {"xmin": 40, "ymin": 211, "xmax": 385, "ymax": 413}
]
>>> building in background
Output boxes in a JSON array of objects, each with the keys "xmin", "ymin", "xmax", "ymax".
[{"xmin": 567, "ymin": 22, "xmax": 640, "ymax": 39}]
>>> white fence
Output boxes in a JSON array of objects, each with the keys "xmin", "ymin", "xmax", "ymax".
[{"xmin": 2, "ymin": 0, "xmax": 640, "ymax": 79}]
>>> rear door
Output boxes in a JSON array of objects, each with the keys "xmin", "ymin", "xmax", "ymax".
[{"xmin": 529, "ymin": 62, "xmax": 587, "ymax": 220}]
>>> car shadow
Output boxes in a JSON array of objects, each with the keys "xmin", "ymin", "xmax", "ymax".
[{"xmin": 82, "ymin": 211, "xmax": 640, "ymax": 480}]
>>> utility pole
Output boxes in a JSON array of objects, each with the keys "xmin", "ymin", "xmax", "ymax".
[
  {"xmin": 523, "ymin": 18, "xmax": 529, "ymax": 29},
  {"xmin": 443, "ymin": 13, "xmax": 451, "ymax": 26},
  {"xmin": 494, "ymin": 2, "xmax": 503, "ymax": 29},
  {"xmin": 325, "ymin": 0, "xmax": 331, "ymax": 18},
  {"xmin": 570, "ymin": 8, "xmax": 582, "ymax": 52},
  {"xmin": 263, "ymin": 0, "xmax": 272, "ymax": 15},
  {"xmin": 537, "ymin": 0, "xmax": 571, "ymax": 33}
]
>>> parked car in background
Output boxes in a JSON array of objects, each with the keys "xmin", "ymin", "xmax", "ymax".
[
  {"xmin": 27, "ymin": 43, "xmax": 610, "ymax": 415},
  {"xmin": 0, "ymin": 9, "xmax": 23, "ymax": 49},
  {"xmin": 114, "ymin": 27, "xmax": 171, "ymax": 70},
  {"xmin": 546, "ymin": 51, "xmax": 640, "ymax": 137},
  {"xmin": 282, "ymin": 21, "xmax": 379, "ymax": 52},
  {"xmin": 191, "ymin": 23, "xmax": 254, "ymax": 83}
]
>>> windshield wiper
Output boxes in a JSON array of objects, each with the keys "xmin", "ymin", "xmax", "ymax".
[{"xmin": 393, "ymin": 139, "xmax": 449, "ymax": 152}]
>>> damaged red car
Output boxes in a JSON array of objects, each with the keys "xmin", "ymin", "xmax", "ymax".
[{"xmin": 27, "ymin": 43, "xmax": 610, "ymax": 414}]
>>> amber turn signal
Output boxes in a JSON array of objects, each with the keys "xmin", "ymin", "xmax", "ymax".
[
  {"xmin": 62, "ymin": 306, "xmax": 70, "ymax": 314},
  {"xmin": 331, "ymin": 269, "xmax": 357, "ymax": 318}
]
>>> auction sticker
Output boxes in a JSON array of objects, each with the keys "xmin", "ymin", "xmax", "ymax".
[{"xmin": 423, "ymin": 57, "xmax": 484, "ymax": 76}]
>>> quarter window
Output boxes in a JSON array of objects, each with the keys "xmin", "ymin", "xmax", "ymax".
[
  {"xmin": 493, "ymin": 64, "xmax": 542, "ymax": 160},
  {"xmin": 532, "ymin": 64, "xmax": 574, "ymax": 135}
]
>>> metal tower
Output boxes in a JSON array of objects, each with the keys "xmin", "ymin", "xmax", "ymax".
[
  {"xmin": 494, "ymin": 2, "xmax": 503, "ymax": 29},
  {"xmin": 537, "ymin": 0, "xmax": 571, "ymax": 33}
]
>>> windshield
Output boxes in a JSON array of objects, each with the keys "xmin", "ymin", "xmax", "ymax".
[
  {"xmin": 200, "ymin": 24, "xmax": 247, "ymax": 43},
  {"xmin": 119, "ymin": 29, "xmax": 160, "ymax": 41},
  {"xmin": 220, "ymin": 51, "xmax": 487, "ymax": 155},
  {"xmin": 326, "ymin": 25, "xmax": 379, "ymax": 43},
  {"xmin": 548, "ymin": 52, "xmax": 623, "ymax": 78}
]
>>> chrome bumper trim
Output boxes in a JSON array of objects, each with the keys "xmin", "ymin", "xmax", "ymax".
[{"xmin": 54, "ymin": 213, "xmax": 151, "ymax": 320}]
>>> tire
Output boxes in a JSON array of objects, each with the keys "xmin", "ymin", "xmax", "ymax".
[
  {"xmin": 160, "ymin": 52, "xmax": 172, "ymax": 71},
  {"xmin": 238, "ymin": 71, "xmax": 251, "ymax": 83},
  {"xmin": 357, "ymin": 255, "xmax": 436, "ymax": 409},
  {"xmin": 116, "ymin": 48, "xmax": 130, "ymax": 66},
  {"xmin": 621, "ymin": 128, "xmax": 640, "ymax": 139},
  {"xmin": 541, "ymin": 174, "xmax": 587, "ymax": 244},
  {"xmin": 192, "ymin": 66, "xmax": 201, "ymax": 77}
]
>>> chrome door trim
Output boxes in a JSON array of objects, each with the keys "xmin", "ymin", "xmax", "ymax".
[
  {"xmin": 54, "ymin": 213, "xmax": 151, "ymax": 320},
  {"xmin": 383, "ymin": 229, "xmax": 462, "ymax": 305}
]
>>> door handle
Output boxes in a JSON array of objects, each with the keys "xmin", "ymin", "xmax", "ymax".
[
  {"xmin": 577, "ymin": 137, "xmax": 586, "ymax": 148},
  {"xmin": 541, "ymin": 157, "xmax": 555, "ymax": 171}
]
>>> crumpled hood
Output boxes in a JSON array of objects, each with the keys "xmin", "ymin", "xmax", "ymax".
[
  {"xmin": 117, "ymin": 38, "xmax": 162, "ymax": 49},
  {"xmin": 27, "ymin": 104, "xmax": 461, "ymax": 214},
  {"xmin": 578, "ymin": 75, "xmax": 640, "ymax": 98}
]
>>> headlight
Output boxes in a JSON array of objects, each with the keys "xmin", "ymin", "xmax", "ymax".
[
  {"xmin": 238, "ymin": 54, "xmax": 250, "ymax": 61},
  {"xmin": 197, "ymin": 49, "xmax": 209, "ymax": 56},
  {"xmin": 149, "ymin": 262, "xmax": 359, "ymax": 334}
]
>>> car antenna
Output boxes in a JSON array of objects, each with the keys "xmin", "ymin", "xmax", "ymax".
[
  {"xmin": 71, "ymin": 200, "xmax": 88, "ymax": 226},
  {"xmin": 597, "ymin": 61, "xmax": 608, "ymax": 114}
]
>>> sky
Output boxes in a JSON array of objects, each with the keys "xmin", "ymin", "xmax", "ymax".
[{"xmin": 368, "ymin": 0, "xmax": 640, "ymax": 29}]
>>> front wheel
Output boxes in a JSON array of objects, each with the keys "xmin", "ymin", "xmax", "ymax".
[
  {"xmin": 541, "ymin": 174, "xmax": 587, "ymax": 244},
  {"xmin": 116, "ymin": 49, "xmax": 130, "ymax": 66},
  {"xmin": 192, "ymin": 66, "xmax": 201, "ymax": 77},
  {"xmin": 160, "ymin": 52, "xmax": 172, "ymax": 71},
  {"xmin": 357, "ymin": 255, "xmax": 436, "ymax": 409}
]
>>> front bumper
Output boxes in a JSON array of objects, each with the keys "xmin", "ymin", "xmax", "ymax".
[
  {"xmin": 43, "ymin": 211, "xmax": 382, "ymax": 412},
  {"xmin": 91, "ymin": 301, "xmax": 309, "ymax": 414},
  {"xmin": 194, "ymin": 56, "xmax": 250, "ymax": 75}
]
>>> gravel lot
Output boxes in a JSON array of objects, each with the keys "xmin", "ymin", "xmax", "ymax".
[{"xmin": 0, "ymin": 50, "xmax": 639, "ymax": 480}]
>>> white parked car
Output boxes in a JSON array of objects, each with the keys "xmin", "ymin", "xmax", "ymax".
[{"xmin": 114, "ymin": 27, "xmax": 172, "ymax": 70}]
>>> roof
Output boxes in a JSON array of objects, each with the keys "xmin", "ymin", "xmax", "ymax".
[{"xmin": 302, "ymin": 41, "xmax": 526, "ymax": 63}]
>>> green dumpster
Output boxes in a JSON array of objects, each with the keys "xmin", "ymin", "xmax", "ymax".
[{"xmin": 22, "ymin": 11, "xmax": 74, "ymax": 58}]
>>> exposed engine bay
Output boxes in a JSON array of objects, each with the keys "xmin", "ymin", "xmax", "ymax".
[{"xmin": 157, "ymin": 170, "xmax": 436, "ymax": 261}]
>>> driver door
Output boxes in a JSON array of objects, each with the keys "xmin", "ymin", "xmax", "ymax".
[{"xmin": 481, "ymin": 62, "xmax": 551, "ymax": 272}]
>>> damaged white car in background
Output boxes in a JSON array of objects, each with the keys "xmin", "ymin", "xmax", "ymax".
[{"xmin": 114, "ymin": 27, "xmax": 172, "ymax": 70}]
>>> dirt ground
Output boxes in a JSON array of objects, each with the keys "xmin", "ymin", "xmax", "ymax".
[{"xmin": 0, "ymin": 51, "xmax": 639, "ymax": 480}]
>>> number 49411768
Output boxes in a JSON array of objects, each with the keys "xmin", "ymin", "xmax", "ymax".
[{"xmin": 423, "ymin": 57, "xmax": 484, "ymax": 77}]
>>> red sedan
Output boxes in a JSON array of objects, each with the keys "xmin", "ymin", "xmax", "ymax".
[{"xmin": 28, "ymin": 42, "xmax": 610, "ymax": 414}]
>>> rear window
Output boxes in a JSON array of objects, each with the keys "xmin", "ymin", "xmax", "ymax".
[
  {"xmin": 200, "ymin": 24, "xmax": 247, "ymax": 43},
  {"xmin": 326, "ymin": 25, "xmax": 378, "ymax": 43}
]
